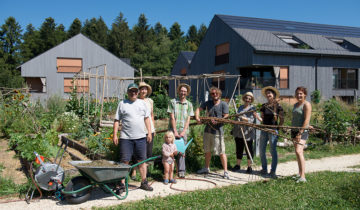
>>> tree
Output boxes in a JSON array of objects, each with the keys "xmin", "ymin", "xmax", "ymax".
[
  {"xmin": 168, "ymin": 22, "xmax": 183, "ymax": 41},
  {"xmin": 21, "ymin": 24, "xmax": 41, "ymax": 62},
  {"xmin": 55, "ymin": 24, "xmax": 67, "ymax": 44},
  {"xmin": 186, "ymin": 25, "xmax": 198, "ymax": 51},
  {"xmin": 68, "ymin": 18, "xmax": 82, "ymax": 38},
  {"xmin": 82, "ymin": 17, "xmax": 108, "ymax": 48},
  {"xmin": 197, "ymin": 23, "xmax": 207, "ymax": 45},
  {"xmin": 0, "ymin": 16, "xmax": 22, "ymax": 66},
  {"xmin": 108, "ymin": 12, "xmax": 133, "ymax": 58},
  {"xmin": 39, "ymin": 17, "xmax": 58, "ymax": 52}
]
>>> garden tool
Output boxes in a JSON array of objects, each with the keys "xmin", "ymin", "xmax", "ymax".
[
  {"xmin": 25, "ymin": 137, "xmax": 68, "ymax": 203},
  {"xmin": 174, "ymin": 138, "xmax": 193, "ymax": 154}
]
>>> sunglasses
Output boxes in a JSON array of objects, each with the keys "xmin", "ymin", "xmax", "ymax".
[
  {"xmin": 128, "ymin": 89, "xmax": 138, "ymax": 93},
  {"xmin": 210, "ymin": 92, "xmax": 218, "ymax": 95}
]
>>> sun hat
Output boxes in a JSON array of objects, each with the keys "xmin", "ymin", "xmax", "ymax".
[
  {"xmin": 242, "ymin": 92, "xmax": 254, "ymax": 103},
  {"xmin": 177, "ymin": 83, "xmax": 191, "ymax": 96},
  {"xmin": 138, "ymin": 82, "xmax": 152, "ymax": 96},
  {"xmin": 127, "ymin": 83, "xmax": 139, "ymax": 91},
  {"xmin": 261, "ymin": 86, "xmax": 280, "ymax": 99}
]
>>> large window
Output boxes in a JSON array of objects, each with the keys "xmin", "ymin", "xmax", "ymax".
[
  {"xmin": 240, "ymin": 66, "xmax": 289, "ymax": 89},
  {"xmin": 328, "ymin": 38, "xmax": 360, "ymax": 52},
  {"xmin": 279, "ymin": 67, "xmax": 289, "ymax": 89},
  {"xmin": 215, "ymin": 43, "xmax": 229, "ymax": 66},
  {"xmin": 57, "ymin": 58, "xmax": 82, "ymax": 73},
  {"xmin": 25, "ymin": 77, "xmax": 46, "ymax": 93},
  {"xmin": 64, "ymin": 78, "xmax": 89, "ymax": 93},
  {"xmin": 333, "ymin": 68, "xmax": 358, "ymax": 89}
]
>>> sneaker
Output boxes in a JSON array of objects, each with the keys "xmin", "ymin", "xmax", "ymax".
[
  {"xmin": 163, "ymin": 179, "xmax": 169, "ymax": 185},
  {"xmin": 130, "ymin": 176, "xmax": 137, "ymax": 181},
  {"xmin": 140, "ymin": 180, "xmax": 153, "ymax": 191},
  {"xmin": 296, "ymin": 177, "xmax": 307, "ymax": 183},
  {"xmin": 231, "ymin": 165, "xmax": 240, "ymax": 172},
  {"xmin": 292, "ymin": 174, "xmax": 300, "ymax": 180},
  {"xmin": 223, "ymin": 171, "xmax": 230, "ymax": 179},
  {"xmin": 260, "ymin": 169, "xmax": 268, "ymax": 175},
  {"xmin": 269, "ymin": 172, "xmax": 278, "ymax": 179},
  {"xmin": 169, "ymin": 179, "xmax": 177, "ymax": 184},
  {"xmin": 246, "ymin": 166, "xmax": 253, "ymax": 174},
  {"xmin": 115, "ymin": 183, "xmax": 125, "ymax": 195},
  {"xmin": 197, "ymin": 168, "xmax": 210, "ymax": 174},
  {"xmin": 179, "ymin": 171, "xmax": 185, "ymax": 178}
]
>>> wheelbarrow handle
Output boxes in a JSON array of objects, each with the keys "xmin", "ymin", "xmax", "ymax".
[{"xmin": 130, "ymin": 155, "xmax": 161, "ymax": 170}]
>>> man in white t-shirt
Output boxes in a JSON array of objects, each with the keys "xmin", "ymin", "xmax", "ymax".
[{"xmin": 113, "ymin": 83, "xmax": 153, "ymax": 191}]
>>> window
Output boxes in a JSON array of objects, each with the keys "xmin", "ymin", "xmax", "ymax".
[
  {"xmin": 276, "ymin": 34, "xmax": 312, "ymax": 49},
  {"xmin": 57, "ymin": 58, "xmax": 82, "ymax": 73},
  {"xmin": 279, "ymin": 67, "xmax": 289, "ymax": 89},
  {"xmin": 328, "ymin": 38, "xmax": 360, "ymax": 52},
  {"xmin": 211, "ymin": 70, "xmax": 226, "ymax": 91},
  {"xmin": 25, "ymin": 77, "xmax": 46, "ymax": 93},
  {"xmin": 215, "ymin": 43, "xmax": 229, "ymax": 65},
  {"xmin": 64, "ymin": 78, "xmax": 89, "ymax": 93},
  {"xmin": 180, "ymin": 68, "xmax": 187, "ymax": 76},
  {"xmin": 333, "ymin": 68, "xmax": 358, "ymax": 89}
]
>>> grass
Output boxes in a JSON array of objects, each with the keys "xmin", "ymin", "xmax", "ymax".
[
  {"xmin": 99, "ymin": 171, "xmax": 360, "ymax": 210},
  {"xmin": 0, "ymin": 163, "xmax": 22, "ymax": 196}
]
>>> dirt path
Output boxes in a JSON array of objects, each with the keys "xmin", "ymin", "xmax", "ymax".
[
  {"xmin": 1, "ymin": 153, "xmax": 360, "ymax": 210},
  {"xmin": 0, "ymin": 139, "xmax": 27, "ymax": 184}
]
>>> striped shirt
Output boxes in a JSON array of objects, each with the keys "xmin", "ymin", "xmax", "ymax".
[{"xmin": 167, "ymin": 98, "xmax": 194, "ymax": 134}]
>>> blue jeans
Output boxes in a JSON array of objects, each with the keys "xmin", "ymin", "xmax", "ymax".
[{"xmin": 259, "ymin": 130, "xmax": 278, "ymax": 173}]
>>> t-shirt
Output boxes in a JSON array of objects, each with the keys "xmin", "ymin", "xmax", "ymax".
[
  {"xmin": 114, "ymin": 99, "xmax": 150, "ymax": 139},
  {"xmin": 167, "ymin": 98, "xmax": 194, "ymax": 134},
  {"xmin": 260, "ymin": 102, "xmax": 283, "ymax": 125},
  {"xmin": 232, "ymin": 104, "xmax": 256, "ymax": 140},
  {"xmin": 201, "ymin": 100, "xmax": 229, "ymax": 134}
]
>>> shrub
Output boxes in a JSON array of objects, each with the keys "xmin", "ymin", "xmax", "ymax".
[
  {"xmin": 53, "ymin": 111, "xmax": 81, "ymax": 133},
  {"xmin": 311, "ymin": 90, "xmax": 321, "ymax": 104},
  {"xmin": 47, "ymin": 94, "xmax": 67, "ymax": 116}
]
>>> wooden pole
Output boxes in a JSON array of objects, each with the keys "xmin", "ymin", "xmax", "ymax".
[
  {"xmin": 140, "ymin": 68, "xmax": 143, "ymax": 82},
  {"xmin": 95, "ymin": 67, "xmax": 99, "ymax": 109},
  {"xmin": 100, "ymin": 65, "xmax": 107, "ymax": 125},
  {"xmin": 196, "ymin": 79, "xmax": 199, "ymax": 104},
  {"xmin": 88, "ymin": 68, "xmax": 91, "ymax": 117},
  {"xmin": 174, "ymin": 79, "xmax": 177, "ymax": 97}
]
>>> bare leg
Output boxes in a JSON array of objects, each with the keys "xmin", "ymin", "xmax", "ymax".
[
  {"xmin": 295, "ymin": 140, "xmax": 306, "ymax": 178},
  {"xmin": 163, "ymin": 162, "xmax": 170, "ymax": 180},
  {"xmin": 138, "ymin": 161, "xmax": 147, "ymax": 182},
  {"xmin": 247, "ymin": 159, "xmax": 252, "ymax": 167},
  {"xmin": 205, "ymin": 152, "xmax": 212, "ymax": 168},
  {"xmin": 220, "ymin": 153, "xmax": 228, "ymax": 171},
  {"xmin": 169, "ymin": 163, "xmax": 175, "ymax": 180},
  {"xmin": 236, "ymin": 159, "xmax": 242, "ymax": 166},
  {"xmin": 131, "ymin": 166, "xmax": 137, "ymax": 177}
]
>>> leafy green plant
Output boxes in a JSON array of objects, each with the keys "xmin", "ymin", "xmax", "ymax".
[
  {"xmin": 53, "ymin": 111, "xmax": 81, "ymax": 133},
  {"xmin": 311, "ymin": 90, "xmax": 321, "ymax": 104}
]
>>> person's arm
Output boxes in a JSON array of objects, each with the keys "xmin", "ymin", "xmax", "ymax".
[
  {"xmin": 113, "ymin": 120, "xmax": 119, "ymax": 145},
  {"xmin": 169, "ymin": 113, "xmax": 180, "ymax": 138},
  {"xmin": 301, "ymin": 102, "xmax": 312, "ymax": 133},
  {"xmin": 180, "ymin": 116, "xmax": 191, "ymax": 137},
  {"xmin": 195, "ymin": 107, "xmax": 203, "ymax": 123},
  {"xmin": 145, "ymin": 117, "xmax": 152, "ymax": 142},
  {"xmin": 150, "ymin": 99, "xmax": 156, "ymax": 136}
]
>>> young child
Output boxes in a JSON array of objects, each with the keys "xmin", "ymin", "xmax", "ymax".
[{"xmin": 162, "ymin": 131, "xmax": 178, "ymax": 185}]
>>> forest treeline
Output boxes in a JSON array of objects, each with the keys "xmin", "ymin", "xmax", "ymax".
[{"xmin": 0, "ymin": 12, "xmax": 207, "ymax": 91}]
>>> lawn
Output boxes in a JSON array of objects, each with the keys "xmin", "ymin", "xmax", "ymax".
[{"xmin": 100, "ymin": 171, "xmax": 360, "ymax": 209}]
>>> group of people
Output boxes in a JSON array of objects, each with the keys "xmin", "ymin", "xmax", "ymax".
[{"xmin": 112, "ymin": 82, "xmax": 312, "ymax": 192}]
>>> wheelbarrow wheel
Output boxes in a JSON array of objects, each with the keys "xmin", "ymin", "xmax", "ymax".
[{"xmin": 64, "ymin": 176, "xmax": 91, "ymax": 204}]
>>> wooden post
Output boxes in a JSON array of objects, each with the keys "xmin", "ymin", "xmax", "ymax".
[
  {"xmin": 174, "ymin": 79, "xmax": 177, "ymax": 97},
  {"xmin": 217, "ymin": 77, "xmax": 220, "ymax": 88},
  {"xmin": 95, "ymin": 67, "xmax": 99, "ymax": 109},
  {"xmin": 100, "ymin": 65, "xmax": 107, "ymax": 126},
  {"xmin": 196, "ymin": 79, "xmax": 199, "ymax": 104},
  {"xmin": 140, "ymin": 68, "xmax": 143, "ymax": 82}
]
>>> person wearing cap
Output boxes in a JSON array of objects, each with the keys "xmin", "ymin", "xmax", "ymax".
[
  {"xmin": 231, "ymin": 92, "xmax": 256, "ymax": 173},
  {"xmin": 195, "ymin": 87, "xmax": 230, "ymax": 179},
  {"xmin": 167, "ymin": 83, "xmax": 194, "ymax": 178},
  {"xmin": 258, "ymin": 86, "xmax": 284, "ymax": 178},
  {"xmin": 113, "ymin": 83, "xmax": 153, "ymax": 191},
  {"xmin": 131, "ymin": 82, "xmax": 156, "ymax": 179}
]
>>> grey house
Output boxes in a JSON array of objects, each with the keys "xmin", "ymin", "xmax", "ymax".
[
  {"xmin": 169, "ymin": 51, "xmax": 195, "ymax": 98},
  {"xmin": 175, "ymin": 15, "xmax": 360, "ymax": 103},
  {"xmin": 19, "ymin": 33, "xmax": 134, "ymax": 103}
]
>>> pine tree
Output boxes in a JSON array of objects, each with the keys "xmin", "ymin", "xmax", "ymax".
[
  {"xmin": 168, "ymin": 22, "xmax": 183, "ymax": 41},
  {"xmin": 39, "ymin": 17, "xmax": 58, "ymax": 52},
  {"xmin": 108, "ymin": 12, "xmax": 133, "ymax": 58},
  {"xmin": 82, "ymin": 17, "xmax": 108, "ymax": 48},
  {"xmin": 68, "ymin": 18, "xmax": 82, "ymax": 38},
  {"xmin": 21, "ymin": 24, "xmax": 41, "ymax": 62},
  {"xmin": 0, "ymin": 16, "xmax": 22, "ymax": 66}
]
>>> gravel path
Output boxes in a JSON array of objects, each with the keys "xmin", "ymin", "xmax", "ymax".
[{"xmin": 1, "ymin": 154, "xmax": 360, "ymax": 210}]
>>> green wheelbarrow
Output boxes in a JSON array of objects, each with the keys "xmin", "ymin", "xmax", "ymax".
[{"xmin": 62, "ymin": 155, "xmax": 160, "ymax": 204}]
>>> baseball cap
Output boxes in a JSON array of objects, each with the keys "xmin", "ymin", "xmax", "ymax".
[{"xmin": 127, "ymin": 83, "xmax": 139, "ymax": 91}]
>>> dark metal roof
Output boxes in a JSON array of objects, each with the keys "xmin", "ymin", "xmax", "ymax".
[
  {"xmin": 216, "ymin": 14, "xmax": 360, "ymax": 57},
  {"xmin": 181, "ymin": 51, "xmax": 195, "ymax": 63},
  {"xmin": 217, "ymin": 14, "xmax": 360, "ymax": 38}
]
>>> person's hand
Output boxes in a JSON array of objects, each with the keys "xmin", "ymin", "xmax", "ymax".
[
  {"xmin": 174, "ymin": 130, "xmax": 180, "ymax": 138},
  {"xmin": 147, "ymin": 134, "xmax": 152, "ymax": 143},
  {"xmin": 153, "ymin": 131, "xmax": 156, "ymax": 137},
  {"xmin": 240, "ymin": 116, "xmax": 247, "ymax": 121},
  {"xmin": 113, "ymin": 135, "xmax": 118, "ymax": 146},
  {"xmin": 196, "ymin": 117, "xmax": 201, "ymax": 124},
  {"xmin": 308, "ymin": 125, "xmax": 314, "ymax": 130},
  {"xmin": 295, "ymin": 133, "xmax": 301, "ymax": 142},
  {"xmin": 179, "ymin": 131, "xmax": 186, "ymax": 137}
]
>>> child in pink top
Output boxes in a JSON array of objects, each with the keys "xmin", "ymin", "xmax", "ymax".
[{"xmin": 162, "ymin": 131, "xmax": 178, "ymax": 185}]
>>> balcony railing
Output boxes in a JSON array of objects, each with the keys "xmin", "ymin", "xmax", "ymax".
[
  {"xmin": 333, "ymin": 79, "xmax": 358, "ymax": 89},
  {"xmin": 240, "ymin": 77, "xmax": 289, "ymax": 89}
]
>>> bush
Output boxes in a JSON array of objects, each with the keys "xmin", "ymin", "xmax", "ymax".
[
  {"xmin": 47, "ymin": 94, "xmax": 67, "ymax": 117},
  {"xmin": 53, "ymin": 111, "xmax": 81, "ymax": 133},
  {"xmin": 311, "ymin": 90, "xmax": 321, "ymax": 104}
]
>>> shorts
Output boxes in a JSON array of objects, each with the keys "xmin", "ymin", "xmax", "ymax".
[
  {"xmin": 119, "ymin": 137, "xmax": 147, "ymax": 162},
  {"xmin": 203, "ymin": 132, "xmax": 225, "ymax": 155},
  {"xmin": 146, "ymin": 133, "xmax": 154, "ymax": 159},
  {"xmin": 291, "ymin": 130, "xmax": 309, "ymax": 140}
]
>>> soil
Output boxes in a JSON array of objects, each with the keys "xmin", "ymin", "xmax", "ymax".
[
  {"xmin": 77, "ymin": 160, "xmax": 125, "ymax": 167},
  {"xmin": 0, "ymin": 138, "xmax": 27, "ymax": 185}
]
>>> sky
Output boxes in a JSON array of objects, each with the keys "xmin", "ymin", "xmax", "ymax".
[{"xmin": 2, "ymin": 0, "xmax": 360, "ymax": 33}]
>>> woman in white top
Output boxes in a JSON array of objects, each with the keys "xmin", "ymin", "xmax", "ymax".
[{"xmin": 131, "ymin": 82, "xmax": 156, "ymax": 179}]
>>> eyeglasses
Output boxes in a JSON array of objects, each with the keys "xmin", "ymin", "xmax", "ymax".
[
  {"xmin": 128, "ymin": 89, "xmax": 138, "ymax": 93},
  {"xmin": 245, "ymin": 97, "xmax": 252, "ymax": 101},
  {"xmin": 210, "ymin": 92, "xmax": 218, "ymax": 95}
]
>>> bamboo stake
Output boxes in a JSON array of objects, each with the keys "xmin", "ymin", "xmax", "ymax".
[{"xmin": 99, "ymin": 65, "xmax": 107, "ymax": 125}]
